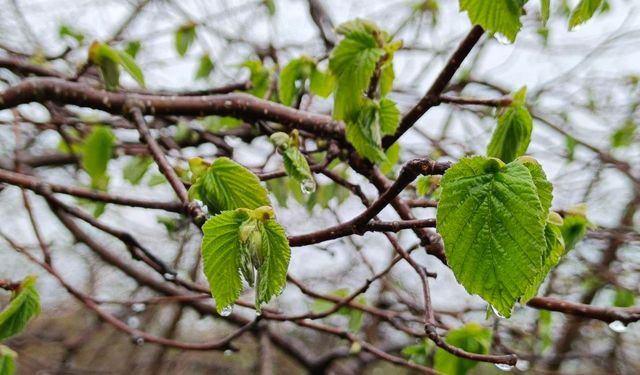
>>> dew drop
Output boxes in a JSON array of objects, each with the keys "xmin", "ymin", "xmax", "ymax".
[
  {"xmin": 163, "ymin": 272, "xmax": 176, "ymax": 281},
  {"xmin": 131, "ymin": 303, "xmax": 147, "ymax": 313},
  {"xmin": 494, "ymin": 33, "xmax": 512, "ymax": 45},
  {"xmin": 609, "ymin": 320, "xmax": 627, "ymax": 333},
  {"xmin": 300, "ymin": 179, "xmax": 316, "ymax": 195},
  {"xmin": 495, "ymin": 363, "xmax": 514, "ymax": 372},
  {"xmin": 220, "ymin": 305, "xmax": 233, "ymax": 317},
  {"xmin": 223, "ymin": 349, "xmax": 233, "ymax": 356},
  {"xmin": 491, "ymin": 305, "xmax": 506, "ymax": 319},
  {"xmin": 255, "ymin": 309, "xmax": 262, "ymax": 317},
  {"xmin": 224, "ymin": 100, "xmax": 232, "ymax": 108},
  {"xmin": 131, "ymin": 336, "xmax": 145, "ymax": 346},
  {"xmin": 127, "ymin": 316, "xmax": 141, "ymax": 329},
  {"xmin": 515, "ymin": 359, "xmax": 530, "ymax": 371}
]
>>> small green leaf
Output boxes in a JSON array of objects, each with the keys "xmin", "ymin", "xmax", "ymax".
[
  {"xmin": 262, "ymin": 0, "xmax": 276, "ymax": 15},
  {"xmin": 124, "ymin": 40, "xmax": 142, "ymax": 59},
  {"xmin": 437, "ymin": 156, "xmax": 547, "ymax": 317},
  {"xmin": 255, "ymin": 217, "xmax": 290, "ymax": 312},
  {"xmin": 147, "ymin": 173, "xmax": 167, "ymax": 187},
  {"xmin": 309, "ymin": 67, "xmax": 335, "ymax": 98},
  {"xmin": 380, "ymin": 142, "xmax": 400, "ymax": 175},
  {"xmin": 434, "ymin": 323, "xmax": 492, "ymax": 375},
  {"xmin": 487, "ymin": 88, "xmax": 533, "ymax": 163},
  {"xmin": 379, "ymin": 62, "xmax": 395, "ymax": 97},
  {"xmin": 88, "ymin": 42, "xmax": 144, "ymax": 88},
  {"xmin": 401, "ymin": 340, "xmax": 434, "ymax": 366},
  {"xmin": 190, "ymin": 157, "xmax": 270, "ymax": 213},
  {"xmin": 123, "ymin": 156, "xmax": 153, "ymax": 185},
  {"xmin": 541, "ymin": 0, "xmax": 551, "ymax": 25},
  {"xmin": 0, "ymin": 276, "xmax": 40, "ymax": 340},
  {"xmin": 569, "ymin": 0, "xmax": 605, "ymax": 30},
  {"xmin": 242, "ymin": 60, "xmax": 271, "ymax": 98},
  {"xmin": 0, "ymin": 345, "xmax": 17, "ymax": 375},
  {"xmin": 116, "ymin": 50, "xmax": 145, "ymax": 86},
  {"xmin": 560, "ymin": 210, "xmax": 589, "ymax": 251},
  {"xmin": 378, "ymin": 98, "xmax": 400, "ymax": 134},
  {"xmin": 195, "ymin": 54, "xmax": 215, "ymax": 80},
  {"xmin": 459, "ymin": 0, "xmax": 526, "ymax": 43},
  {"xmin": 611, "ymin": 119, "xmax": 636, "ymax": 148},
  {"xmin": 416, "ymin": 175, "xmax": 432, "ymax": 197},
  {"xmin": 345, "ymin": 100, "xmax": 386, "ymax": 163},
  {"xmin": 175, "ymin": 22, "xmax": 197, "ymax": 57},
  {"xmin": 283, "ymin": 148, "xmax": 314, "ymax": 186},
  {"xmin": 279, "ymin": 57, "xmax": 314, "ymax": 106},
  {"xmin": 82, "ymin": 126, "xmax": 115, "ymax": 180},
  {"xmin": 58, "ymin": 24, "xmax": 84, "ymax": 44},
  {"xmin": 613, "ymin": 288, "xmax": 635, "ymax": 308},
  {"xmin": 202, "ymin": 116, "xmax": 242, "ymax": 132}
]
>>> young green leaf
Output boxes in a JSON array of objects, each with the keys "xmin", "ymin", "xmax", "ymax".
[
  {"xmin": 0, "ymin": 276, "xmax": 40, "ymax": 341},
  {"xmin": 569, "ymin": 0, "xmax": 605, "ymax": 30},
  {"xmin": 88, "ymin": 42, "xmax": 145, "ymax": 88},
  {"xmin": 0, "ymin": 345, "xmax": 16, "ymax": 375},
  {"xmin": 175, "ymin": 22, "xmax": 197, "ymax": 57},
  {"xmin": 242, "ymin": 60, "xmax": 271, "ymax": 98},
  {"xmin": 202, "ymin": 116, "xmax": 242, "ymax": 132},
  {"xmin": 459, "ymin": 0, "xmax": 526, "ymax": 43},
  {"xmin": 379, "ymin": 62, "xmax": 395, "ymax": 97},
  {"xmin": 123, "ymin": 156, "xmax": 153, "ymax": 185},
  {"xmin": 82, "ymin": 126, "xmax": 114, "ymax": 181},
  {"xmin": 345, "ymin": 100, "xmax": 386, "ymax": 163},
  {"xmin": 278, "ymin": 57, "xmax": 314, "ymax": 106},
  {"xmin": 560, "ymin": 211, "xmax": 589, "ymax": 251},
  {"xmin": 195, "ymin": 54, "xmax": 215, "ymax": 80},
  {"xmin": 437, "ymin": 157, "xmax": 547, "ymax": 317},
  {"xmin": 434, "ymin": 323, "xmax": 492, "ymax": 375},
  {"xmin": 611, "ymin": 119, "xmax": 636, "ymax": 148},
  {"xmin": 487, "ymin": 88, "xmax": 533, "ymax": 163},
  {"xmin": 201, "ymin": 207, "xmax": 290, "ymax": 314},
  {"xmin": 282, "ymin": 148, "xmax": 314, "ymax": 189},
  {"xmin": 401, "ymin": 340, "xmax": 434, "ymax": 366},
  {"xmin": 613, "ymin": 288, "xmax": 635, "ymax": 308},
  {"xmin": 541, "ymin": 0, "xmax": 551, "ymax": 25},
  {"xmin": 189, "ymin": 157, "xmax": 270, "ymax": 213},
  {"xmin": 522, "ymin": 220, "xmax": 565, "ymax": 301},
  {"xmin": 309, "ymin": 67, "xmax": 335, "ymax": 98},
  {"xmin": 116, "ymin": 50, "xmax": 145, "ymax": 87},
  {"xmin": 380, "ymin": 142, "xmax": 401, "ymax": 175},
  {"xmin": 124, "ymin": 40, "xmax": 142, "ymax": 59},
  {"xmin": 58, "ymin": 24, "xmax": 84, "ymax": 44},
  {"xmin": 378, "ymin": 98, "xmax": 400, "ymax": 134}
]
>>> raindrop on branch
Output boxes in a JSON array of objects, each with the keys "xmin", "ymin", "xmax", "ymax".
[
  {"xmin": 300, "ymin": 179, "xmax": 316, "ymax": 195},
  {"xmin": 223, "ymin": 349, "xmax": 233, "ymax": 356},
  {"xmin": 131, "ymin": 303, "xmax": 147, "ymax": 313},
  {"xmin": 495, "ymin": 363, "xmax": 514, "ymax": 372},
  {"xmin": 131, "ymin": 336, "xmax": 145, "ymax": 346},
  {"xmin": 609, "ymin": 320, "xmax": 627, "ymax": 333},
  {"xmin": 220, "ymin": 305, "xmax": 233, "ymax": 317},
  {"xmin": 127, "ymin": 316, "xmax": 141, "ymax": 329},
  {"xmin": 515, "ymin": 359, "xmax": 530, "ymax": 371},
  {"xmin": 163, "ymin": 272, "xmax": 176, "ymax": 281}
]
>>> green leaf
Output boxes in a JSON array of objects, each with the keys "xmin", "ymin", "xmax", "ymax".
[
  {"xmin": 416, "ymin": 175, "xmax": 433, "ymax": 197},
  {"xmin": 437, "ymin": 157, "xmax": 547, "ymax": 317},
  {"xmin": 459, "ymin": 0, "xmax": 526, "ymax": 43},
  {"xmin": 147, "ymin": 173, "xmax": 167, "ymax": 187},
  {"xmin": 613, "ymin": 288, "xmax": 636, "ymax": 308},
  {"xmin": 378, "ymin": 98, "xmax": 400, "ymax": 134},
  {"xmin": 522, "ymin": 220, "xmax": 565, "ymax": 301},
  {"xmin": 379, "ymin": 62, "xmax": 395, "ymax": 97},
  {"xmin": 516, "ymin": 157, "xmax": 553, "ymax": 217},
  {"xmin": 330, "ymin": 20, "xmax": 385, "ymax": 120},
  {"xmin": 345, "ymin": 100, "xmax": 386, "ymax": 163},
  {"xmin": 82, "ymin": 126, "xmax": 114, "ymax": 180},
  {"xmin": 190, "ymin": 157, "xmax": 270, "ymax": 213},
  {"xmin": 266, "ymin": 177, "xmax": 289, "ymax": 208},
  {"xmin": 123, "ymin": 156, "xmax": 153, "ymax": 185},
  {"xmin": 201, "ymin": 210, "xmax": 244, "ymax": 314},
  {"xmin": 0, "ymin": 276, "xmax": 40, "ymax": 340},
  {"xmin": 611, "ymin": 119, "xmax": 636, "ymax": 148},
  {"xmin": 242, "ymin": 60, "xmax": 271, "ymax": 98},
  {"xmin": 116, "ymin": 50, "xmax": 145, "ymax": 86},
  {"xmin": 283, "ymin": 148, "xmax": 314, "ymax": 186},
  {"xmin": 402, "ymin": 340, "xmax": 434, "ymax": 366},
  {"xmin": 309, "ymin": 67, "xmax": 335, "ymax": 98},
  {"xmin": 380, "ymin": 142, "xmax": 400, "ymax": 175},
  {"xmin": 175, "ymin": 22, "xmax": 197, "ymax": 57},
  {"xmin": 569, "ymin": 0, "xmax": 605, "ymax": 30},
  {"xmin": 434, "ymin": 323, "xmax": 492, "ymax": 375},
  {"xmin": 262, "ymin": 0, "xmax": 276, "ymax": 15},
  {"xmin": 201, "ymin": 207, "xmax": 290, "ymax": 314},
  {"xmin": 279, "ymin": 57, "xmax": 314, "ymax": 106},
  {"xmin": 58, "ymin": 24, "xmax": 84, "ymax": 44},
  {"xmin": 88, "ymin": 42, "xmax": 144, "ymax": 88},
  {"xmin": 487, "ymin": 88, "xmax": 533, "ymax": 163},
  {"xmin": 560, "ymin": 211, "xmax": 589, "ymax": 251},
  {"xmin": 195, "ymin": 54, "xmax": 215, "ymax": 80},
  {"xmin": 124, "ymin": 40, "xmax": 142, "ymax": 59},
  {"xmin": 541, "ymin": 0, "xmax": 551, "ymax": 25},
  {"xmin": 202, "ymin": 116, "xmax": 242, "ymax": 132},
  {"xmin": 0, "ymin": 345, "xmax": 16, "ymax": 375}
]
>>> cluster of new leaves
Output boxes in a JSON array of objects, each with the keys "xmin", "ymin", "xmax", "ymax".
[
  {"xmin": 0, "ymin": 276, "xmax": 41, "ymax": 375},
  {"xmin": 437, "ymin": 89, "xmax": 588, "ymax": 317},
  {"xmin": 459, "ymin": 0, "xmax": 609, "ymax": 43},
  {"xmin": 190, "ymin": 158, "xmax": 290, "ymax": 315},
  {"xmin": 328, "ymin": 19, "xmax": 401, "ymax": 162},
  {"xmin": 269, "ymin": 130, "xmax": 316, "ymax": 193}
]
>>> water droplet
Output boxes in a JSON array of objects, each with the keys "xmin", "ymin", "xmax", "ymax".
[
  {"xmin": 494, "ymin": 33, "xmax": 512, "ymax": 45},
  {"xmin": 223, "ymin": 349, "xmax": 233, "ymax": 356},
  {"xmin": 300, "ymin": 179, "xmax": 316, "ymax": 195},
  {"xmin": 127, "ymin": 316, "xmax": 141, "ymax": 329},
  {"xmin": 495, "ymin": 363, "xmax": 513, "ymax": 371},
  {"xmin": 224, "ymin": 100, "xmax": 232, "ymax": 108},
  {"xmin": 163, "ymin": 273, "xmax": 176, "ymax": 281},
  {"xmin": 571, "ymin": 23, "xmax": 584, "ymax": 32},
  {"xmin": 515, "ymin": 359, "xmax": 530, "ymax": 371},
  {"xmin": 131, "ymin": 336, "xmax": 145, "ymax": 346},
  {"xmin": 220, "ymin": 305, "xmax": 233, "ymax": 317},
  {"xmin": 609, "ymin": 320, "xmax": 627, "ymax": 333},
  {"xmin": 255, "ymin": 309, "xmax": 262, "ymax": 316},
  {"xmin": 491, "ymin": 305, "xmax": 506, "ymax": 319},
  {"xmin": 131, "ymin": 303, "xmax": 147, "ymax": 313}
]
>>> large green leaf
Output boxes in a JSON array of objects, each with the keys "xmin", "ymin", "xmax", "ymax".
[
  {"xmin": 329, "ymin": 20, "xmax": 385, "ymax": 120},
  {"xmin": 201, "ymin": 210, "xmax": 244, "ymax": 315},
  {"xmin": 437, "ymin": 157, "xmax": 547, "ymax": 317},
  {"xmin": 459, "ymin": 0, "xmax": 526, "ymax": 42},
  {"xmin": 0, "ymin": 345, "xmax": 16, "ymax": 375},
  {"xmin": 190, "ymin": 157, "xmax": 270, "ymax": 213},
  {"xmin": 569, "ymin": 0, "xmax": 605, "ymax": 30},
  {"xmin": 522, "ymin": 220, "xmax": 565, "ymax": 301},
  {"xmin": 434, "ymin": 323, "xmax": 492, "ymax": 375},
  {"xmin": 486, "ymin": 88, "xmax": 533, "ymax": 163},
  {"xmin": 0, "ymin": 276, "xmax": 40, "ymax": 340},
  {"xmin": 201, "ymin": 207, "xmax": 290, "ymax": 314}
]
